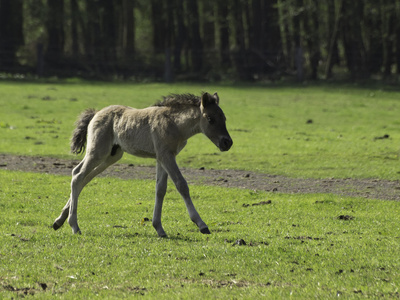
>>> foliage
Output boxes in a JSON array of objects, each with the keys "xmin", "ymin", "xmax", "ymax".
[
  {"xmin": 1, "ymin": 170, "xmax": 400, "ymax": 298},
  {"xmin": 0, "ymin": 81, "xmax": 399, "ymax": 180},
  {"xmin": 1, "ymin": 0, "xmax": 400, "ymax": 81}
]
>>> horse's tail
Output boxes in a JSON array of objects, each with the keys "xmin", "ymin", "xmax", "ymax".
[{"xmin": 70, "ymin": 108, "xmax": 97, "ymax": 154}]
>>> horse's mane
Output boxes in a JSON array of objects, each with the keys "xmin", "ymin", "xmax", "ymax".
[{"xmin": 154, "ymin": 93, "xmax": 201, "ymax": 108}]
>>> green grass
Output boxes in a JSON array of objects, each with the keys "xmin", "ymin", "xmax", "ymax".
[
  {"xmin": 1, "ymin": 170, "xmax": 400, "ymax": 298},
  {"xmin": 1, "ymin": 81, "xmax": 400, "ymax": 298},
  {"xmin": 1, "ymin": 81, "xmax": 399, "ymax": 180}
]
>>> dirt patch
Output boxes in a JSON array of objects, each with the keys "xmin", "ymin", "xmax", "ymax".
[{"xmin": 1, "ymin": 153, "xmax": 400, "ymax": 201}]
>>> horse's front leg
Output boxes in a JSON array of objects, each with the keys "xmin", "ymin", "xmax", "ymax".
[
  {"xmin": 159, "ymin": 155, "xmax": 210, "ymax": 234},
  {"xmin": 152, "ymin": 162, "xmax": 168, "ymax": 237}
]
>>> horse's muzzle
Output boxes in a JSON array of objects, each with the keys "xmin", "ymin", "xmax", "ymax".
[{"xmin": 219, "ymin": 137, "xmax": 233, "ymax": 151}]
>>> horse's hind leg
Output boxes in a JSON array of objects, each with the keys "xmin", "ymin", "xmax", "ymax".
[
  {"xmin": 53, "ymin": 161, "xmax": 84, "ymax": 230},
  {"xmin": 68, "ymin": 151, "xmax": 113, "ymax": 234},
  {"xmin": 54, "ymin": 147, "xmax": 123, "ymax": 233},
  {"xmin": 53, "ymin": 199, "xmax": 71, "ymax": 230}
]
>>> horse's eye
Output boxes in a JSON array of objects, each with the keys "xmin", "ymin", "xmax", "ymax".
[{"xmin": 207, "ymin": 116, "xmax": 215, "ymax": 125}]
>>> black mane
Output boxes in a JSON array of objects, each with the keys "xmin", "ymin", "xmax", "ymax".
[{"xmin": 154, "ymin": 93, "xmax": 201, "ymax": 107}]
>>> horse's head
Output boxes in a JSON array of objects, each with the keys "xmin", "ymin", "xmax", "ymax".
[{"xmin": 200, "ymin": 92, "xmax": 233, "ymax": 152}]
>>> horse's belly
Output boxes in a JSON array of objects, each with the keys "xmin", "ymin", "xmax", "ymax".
[
  {"xmin": 117, "ymin": 137, "xmax": 156, "ymax": 158},
  {"xmin": 124, "ymin": 146, "xmax": 156, "ymax": 159}
]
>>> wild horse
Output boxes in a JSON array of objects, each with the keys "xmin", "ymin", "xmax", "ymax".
[{"xmin": 53, "ymin": 92, "xmax": 233, "ymax": 237}]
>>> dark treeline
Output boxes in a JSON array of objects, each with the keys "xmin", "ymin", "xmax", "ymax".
[{"xmin": 1, "ymin": 0, "xmax": 400, "ymax": 82}]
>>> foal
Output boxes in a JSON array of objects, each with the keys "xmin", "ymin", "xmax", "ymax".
[{"xmin": 53, "ymin": 92, "xmax": 233, "ymax": 237}]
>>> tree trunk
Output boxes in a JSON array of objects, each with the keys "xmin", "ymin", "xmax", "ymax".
[
  {"xmin": 263, "ymin": 0, "xmax": 282, "ymax": 74},
  {"xmin": 232, "ymin": 0, "xmax": 249, "ymax": 80},
  {"xmin": 151, "ymin": 0, "xmax": 166, "ymax": 54},
  {"xmin": 382, "ymin": 0, "xmax": 395, "ymax": 77},
  {"xmin": 85, "ymin": 0, "xmax": 101, "ymax": 65},
  {"xmin": 325, "ymin": 0, "xmax": 342, "ymax": 79},
  {"xmin": 46, "ymin": 0, "xmax": 65, "ymax": 65},
  {"xmin": 278, "ymin": 0, "xmax": 292, "ymax": 70},
  {"xmin": 123, "ymin": 0, "xmax": 135, "ymax": 59},
  {"xmin": 304, "ymin": 0, "xmax": 320, "ymax": 80},
  {"xmin": 70, "ymin": 0, "xmax": 79, "ymax": 58},
  {"xmin": 217, "ymin": 0, "xmax": 230, "ymax": 68},
  {"xmin": 396, "ymin": 0, "xmax": 400, "ymax": 74},
  {"xmin": 173, "ymin": 0, "xmax": 186, "ymax": 73},
  {"xmin": 249, "ymin": 0, "xmax": 262, "ymax": 51},
  {"xmin": 293, "ymin": 0, "xmax": 304, "ymax": 81},
  {"xmin": 164, "ymin": 0, "xmax": 174, "ymax": 82},
  {"xmin": 365, "ymin": 1, "xmax": 383, "ymax": 74},
  {"xmin": 101, "ymin": 0, "xmax": 117, "ymax": 63},
  {"xmin": 202, "ymin": 2, "xmax": 215, "ymax": 49},
  {"xmin": 0, "ymin": 0, "xmax": 24, "ymax": 70},
  {"xmin": 187, "ymin": 0, "xmax": 203, "ymax": 73},
  {"xmin": 232, "ymin": 0, "xmax": 245, "ymax": 52},
  {"xmin": 247, "ymin": 0, "xmax": 260, "ymax": 75},
  {"xmin": 341, "ymin": 0, "xmax": 366, "ymax": 79}
]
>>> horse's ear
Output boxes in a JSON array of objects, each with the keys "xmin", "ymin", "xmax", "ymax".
[
  {"xmin": 213, "ymin": 92, "xmax": 219, "ymax": 105},
  {"xmin": 201, "ymin": 92, "xmax": 214, "ymax": 108}
]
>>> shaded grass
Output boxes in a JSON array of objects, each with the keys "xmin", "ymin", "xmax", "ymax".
[
  {"xmin": 1, "ymin": 170, "xmax": 400, "ymax": 298},
  {"xmin": 0, "ymin": 81, "xmax": 400, "ymax": 180}
]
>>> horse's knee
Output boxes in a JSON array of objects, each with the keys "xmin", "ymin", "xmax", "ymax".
[
  {"xmin": 175, "ymin": 178, "xmax": 189, "ymax": 197},
  {"xmin": 156, "ymin": 187, "xmax": 167, "ymax": 200}
]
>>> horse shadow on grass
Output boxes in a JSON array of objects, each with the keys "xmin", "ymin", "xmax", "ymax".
[{"xmin": 93, "ymin": 226, "xmax": 209, "ymax": 243}]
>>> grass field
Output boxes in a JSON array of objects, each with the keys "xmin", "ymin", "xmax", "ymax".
[
  {"xmin": 1, "ymin": 80, "xmax": 400, "ymax": 298},
  {"xmin": 1, "ymin": 170, "xmax": 399, "ymax": 298},
  {"xmin": 0, "ymin": 81, "xmax": 399, "ymax": 179}
]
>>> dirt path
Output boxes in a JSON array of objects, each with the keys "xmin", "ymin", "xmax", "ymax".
[{"xmin": 1, "ymin": 154, "xmax": 399, "ymax": 201}]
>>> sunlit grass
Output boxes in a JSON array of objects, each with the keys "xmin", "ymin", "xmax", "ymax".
[
  {"xmin": 0, "ymin": 81, "xmax": 399, "ymax": 179},
  {"xmin": 1, "ymin": 170, "xmax": 400, "ymax": 298}
]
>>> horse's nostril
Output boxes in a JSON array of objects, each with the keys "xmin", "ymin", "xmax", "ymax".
[{"xmin": 220, "ymin": 137, "xmax": 233, "ymax": 151}]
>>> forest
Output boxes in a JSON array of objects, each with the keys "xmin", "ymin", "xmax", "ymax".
[{"xmin": 1, "ymin": 0, "xmax": 400, "ymax": 82}]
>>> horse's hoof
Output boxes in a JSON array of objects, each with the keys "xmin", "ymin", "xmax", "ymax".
[
  {"xmin": 72, "ymin": 228, "xmax": 81, "ymax": 234},
  {"xmin": 156, "ymin": 229, "xmax": 167, "ymax": 238},
  {"xmin": 200, "ymin": 227, "xmax": 211, "ymax": 234},
  {"xmin": 53, "ymin": 222, "xmax": 61, "ymax": 230}
]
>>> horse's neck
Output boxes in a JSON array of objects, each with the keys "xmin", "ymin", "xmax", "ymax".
[{"xmin": 172, "ymin": 107, "xmax": 202, "ymax": 139}]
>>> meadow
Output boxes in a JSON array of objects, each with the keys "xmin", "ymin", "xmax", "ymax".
[
  {"xmin": 1, "ymin": 170, "xmax": 400, "ymax": 298},
  {"xmin": 1, "ymin": 81, "xmax": 400, "ymax": 298},
  {"xmin": 0, "ymin": 80, "xmax": 399, "ymax": 179}
]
